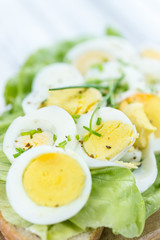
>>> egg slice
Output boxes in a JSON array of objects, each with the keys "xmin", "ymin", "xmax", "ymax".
[
  {"xmin": 85, "ymin": 61, "xmax": 146, "ymax": 91},
  {"xmin": 136, "ymin": 46, "xmax": 160, "ymax": 90},
  {"xmin": 6, "ymin": 146, "xmax": 91, "ymax": 225},
  {"xmin": 132, "ymin": 136, "xmax": 157, "ymax": 193},
  {"xmin": 76, "ymin": 107, "xmax": 137, "ymax": 168},
  {"xmin": 23, "ymin": 87, "xmax": 102, "ymax": 116},
  {"xmin": 22, "ymin": 63, "xmax": 84, "ymax": 114},
  {"xmin": 119, "ymin": 92, "xmax": 160, "ymax": 153},
  {"xmin": 3, "ymin": 106, "xmax": 77, "ymax": 163},
  {"xmin": 66, "ymin": 37, "xmax": 138, "ymax": 75},
  {"xmin": 32, "ymin": 63, "xmax": 84, "ymax": 93}
]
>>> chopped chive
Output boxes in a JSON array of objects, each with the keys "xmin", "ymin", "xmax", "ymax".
[
  {"xmin": 91, "ymin": 63, "xmax": 103, "ymax": 71},
  {"xmin": 57, "ymin": 140, "xmax": 67, "ymax": 149},
  {"xmin": 53, "ymin": 134, "xmax": 57, "ymax": 142},
  {"xmin": 75, "ymin": 134, "xmax": 80, "ymax": 140},
  {"xmin": 96, "ymin": 117, "xmax": 102, "ymax": 126},
  {"xmin": 83, "ymin": 135, "xmax": 90, "ymax": 142},
  {"xmin": 13, "ymin": 148, "xmax": 25, "ymax": 158},
  {"xmin": 41, "ymin": 99, "xmax": 47, "ymax": 105},
  {"xmin": 21, "ymin": 129, "xmax": 42, "ymax": 138},
  {"xmin": 67, "ymin": 135, "xmax": 71, "ymax": 141},
  {"xmin": 83, "ymin": 126, "xmax": 101, "ymax": 137},
  {"xmin": 72, "ymin": 115, "xmax": 80, "ymax": 124}
]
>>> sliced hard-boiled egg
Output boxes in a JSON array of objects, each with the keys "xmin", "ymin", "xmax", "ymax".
[
  {"xmin": 40, "ymin": 88, "xmax": 102, "ymax": 116},
  {"xmin": 23, "ymin": 87, "xmax": 102, "ymax": 115},
  {"xmin": 6, "ymin": 146, "xmax": 91, "ymax": 225},
  {"xmin": 141, "ymin": 46, "xmax": 160, "ymax": 61},
  {"xmin": 119, "ymin": 93, "xmax": 160, "ymax": 138},
  {"xmin": 32, "ymin": 63, "xmax": 84, "ymax": 93},
  {"xmin": 3, "ymin": 106, "xmax": 77, "ymax": 163},
  {"xmin": 66, "ymin": 37, "xmax": 138, "ymax": 75},
  {"xmin": 136, "ymin": 46, "xmax": 160, "ymax": 86},
  {"xmin": 121, "ymin": 102, "xmax": 156, "ymax": 149},
  {"xmin": 121, "ymin": 146, "xmax": 142, "ymax": 163},
  {"xmin": 132, "ymin": 135, "xmax": 157, "ymax": 193},
  {"xmin": 85, "ymin": 61, "xmax": 146, "ymax": 91},
  {"xmin": 119, "ymin": 92, "xmax": 160, "ymax": 154},
  {"xmin": 76, "ymin": 107, "xmax": 137, "ymax": 168},
  {"xmin": 22, "ymin": 63, "xmax": 84, "ymax": 114}
]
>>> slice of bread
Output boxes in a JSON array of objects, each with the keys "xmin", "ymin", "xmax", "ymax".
[{"xmin": 0, "ymin": 213, "xmax": 103, "ymax": 240}]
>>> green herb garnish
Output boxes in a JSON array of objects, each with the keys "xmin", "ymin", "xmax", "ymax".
[
  {"xmin": 57, "ymin": 140, "xmax": 67, "ymax": 149},
  {"xmin": 21, "ymin": 129, "xmax": 42, "ymax": 139},
  {"xmin": 75, "ymin": 134, "xmax": 80, "ymax": 140},
  {"xmin": 13, "ymin": 148, "xmax": 25, "ymax": 158},
  {"xmin": 83, "ymin": 135, "xmax": 90, "ymax": 142},
  {"xmin": 72, "ymin": 115, "xmax": 80, "ymax": 124},
  {"xmin": 96, "ymin": 117, "xmax": 102, "ymax": 126},
  {"xmin": 53, "ymin": 134, "xmax": 57, "ymax": 142},
  {"xmin": 88, "ymin": 74, "xmax": 124, "ymax": 136},
  {"xmin": 106, "ymin": 26, "xmax": 123, "ymax": 37},
  {"xmin": 67, "ymin": 135, "xmax": 71, "ymax": 141},
  {"xmin": 83, "ymin": 126, "xmax": 101, "ymax": 137},
  {"xmin": 91, "ymin": 63, "xmax": 104, "ymax": 71}
]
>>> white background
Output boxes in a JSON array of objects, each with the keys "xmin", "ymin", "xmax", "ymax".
[{"xmin": 1, "ymin": 0, "xmax": 160, "ymax": 113}]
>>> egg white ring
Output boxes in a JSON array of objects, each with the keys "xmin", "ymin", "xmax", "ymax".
[
  {"xmin": 32, "ymin": 63, "xmax": 84, "ymax": 93},
  {"xmin": 66, "ymin": 36, "xmax": 138, "ymax": 64},
  {"xmin": 3, "ymin": 106, "xmax": 77, "ymax": 163},
  {"xmin": 6, "ymin": 146, "xmax": 92, "ymax": 225},
  {"xmin": 133, "ymin": 135, "xmax": 158, "ymax": 193},
  {"xmin": 76, "ymin": 107, "xmax": 137, "ymax": 169}
]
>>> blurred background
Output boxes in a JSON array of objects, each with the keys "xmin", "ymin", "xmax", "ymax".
[{"xmin": 1, "ymin": 0, "xmax": 160, "ymax": 112}]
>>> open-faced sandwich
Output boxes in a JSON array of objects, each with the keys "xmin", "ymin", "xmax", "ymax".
[{"xmin": 1, "ymin": 28, "xmax": 160, "ymax": 240}]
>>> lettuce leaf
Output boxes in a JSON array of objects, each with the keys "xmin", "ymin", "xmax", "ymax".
[
  {"xmin": 142, "ymin": 154, "xmax": 160, "ymax": 218},
  {"xmin": 71, "ymin": 167, "xmax": 145, "ymax": 238}
]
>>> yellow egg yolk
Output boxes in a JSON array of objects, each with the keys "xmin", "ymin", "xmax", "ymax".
[
  {"xmin": 15, "ymin": 131, "xmax": 53, "ymax": 150},
  {"xmin": 141, "ymin": 49, "xmax": 160, "ymax": 61},
  {"xmin": 73, "ymin": 51, "xmax": 111, "ymax": 75},
  {"xmin": 41, "ymin": 88, "xmax": 102, "ymax": 116},
  {"xmin": 119, "ymin": 93, "xmax": 160, "ymax": 138},
  {"xmin": 23, "ymin": 153, "xmax": 85, "ymax": 207},
  {"xmin": 83, "ymin": 120, "xmax": 135, "ymax": 160},
  {"xmin": 121, "ymin": 103, "xmax": 156, "ymax": 149}
]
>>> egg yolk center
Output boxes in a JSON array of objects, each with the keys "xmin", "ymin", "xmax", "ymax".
[
  {"xmin": 23, "ymin": 153, "xmax": 85, "ymax": 207},
  {"xmin": 15, "ymin": 130, "xmax": 54, "ymax": 150},
  {"xmin": 73, "ymin": 51, "xmax": 111, "ymax": 74},
  {"xmin": 41, "ymin": 88, "xmax": 101, "ymax": 116},
  {"xmin": 120, "ymin": 93, "xmax": 160, "ymax": 138},
  {"xmin": 83, "ymin": 120, "xmax": 135, "ymax": 160}
]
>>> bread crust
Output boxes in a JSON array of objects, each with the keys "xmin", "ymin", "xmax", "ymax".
[{"xmin": 0, "ymin": 212, "xmax": 103, "ymax": 240}]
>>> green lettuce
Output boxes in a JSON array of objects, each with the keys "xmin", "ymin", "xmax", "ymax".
[{"xmin": 142, "ymin": 154, "xmax": 160, "ymax": 218}]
